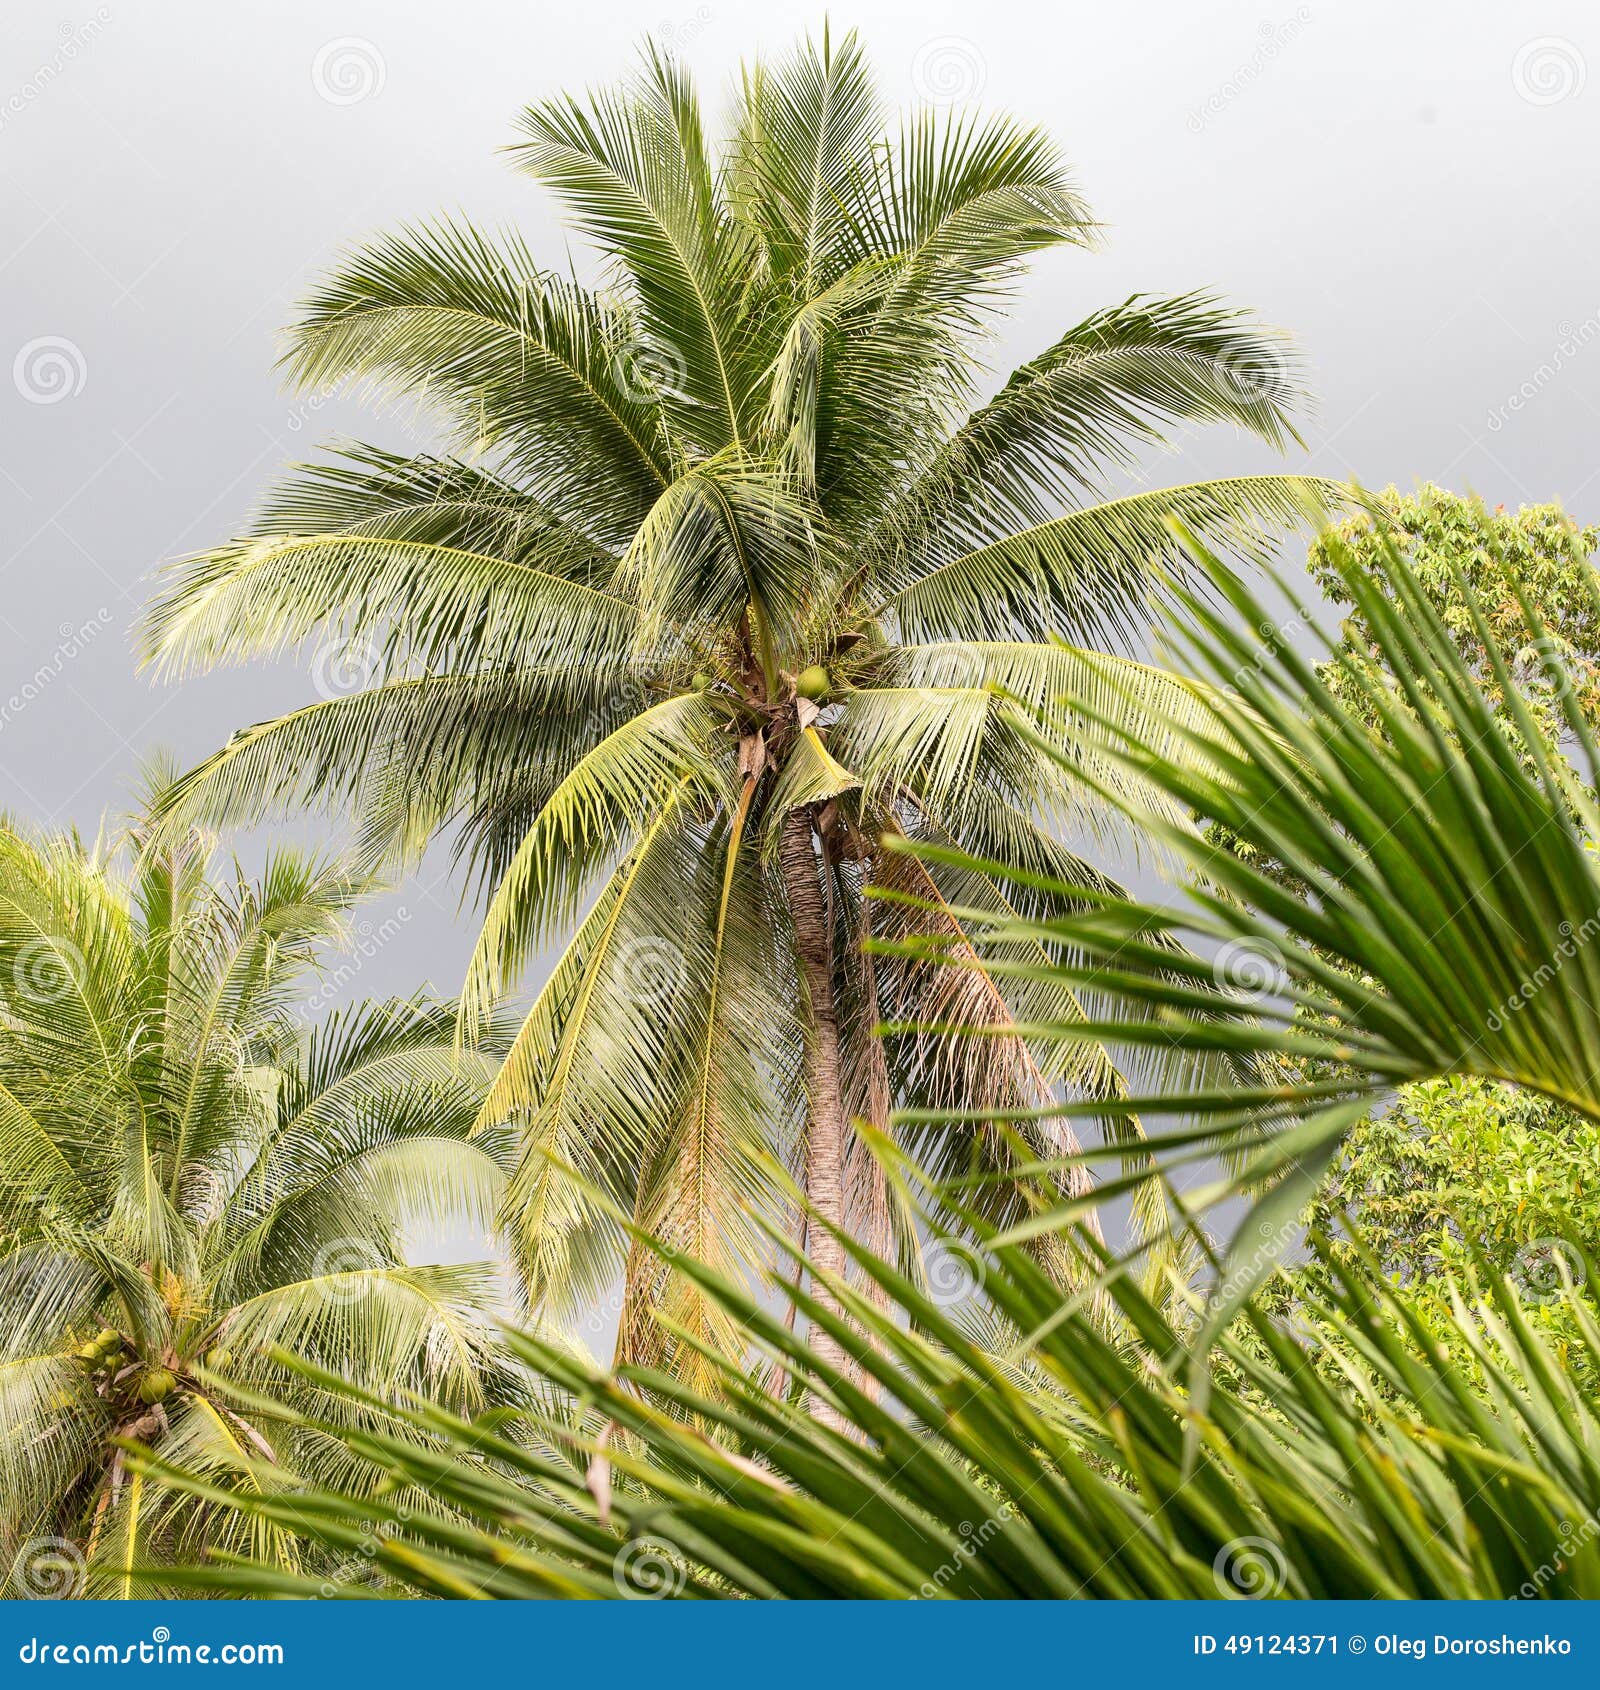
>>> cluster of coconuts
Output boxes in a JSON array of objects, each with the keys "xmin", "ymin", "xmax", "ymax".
[{"xmin": 73, "ymin": 1328, "xmax": 178, "ymax": 1406}]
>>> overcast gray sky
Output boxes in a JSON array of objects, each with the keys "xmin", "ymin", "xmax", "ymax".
[{"xmin": 2, "ymin": 0, "xmax": 1597, "ymax": 1008}]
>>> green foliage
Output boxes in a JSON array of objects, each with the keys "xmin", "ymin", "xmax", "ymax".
[
  {"xmin": 140, "ymin": 1159, "xmax": 1600, "ymax": 1600},
  {"xmin": 0, "ymin": 801, "xmax": 520, "ymax": 1596},
  {"xmin": 867, "ymin": 510, "xmax": 1600, "ymax": 1332},
  {"xmin": 1313, "ymin": 485, "xmax": 1600, "ymax": 754},
  {"xmin": 1225, "ymin": 489, "xmax": 1600, "ymax": 1361},
  {"xmin": 141, "ymin": 27, "xmax": 1343, "ymax": 1368}
]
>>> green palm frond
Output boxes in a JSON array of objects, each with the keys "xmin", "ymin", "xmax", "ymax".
[{"xmin": 139, "ymin": 1152, "xmax": 1600, "ymax": 1600}]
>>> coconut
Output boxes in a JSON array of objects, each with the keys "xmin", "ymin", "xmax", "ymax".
[
  {"xmin": 75, "ymin": 1342, "xmax": 101, "ymax": 1365},
  {"xmin": 205, "ymin": 1348, "xmax": 232, "ymax": 1371},
  {"xmin": 796, "ymin": 664, "xmax": 830, "ymax": 702},
  {"xmin": 137, "ymin": 1367, "xmax": 177, "ymax": 1405}
]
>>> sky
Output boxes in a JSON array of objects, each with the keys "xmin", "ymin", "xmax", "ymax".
[{"xmin": 1, "ymin": 0, "xmax": 1597, "ymax": 1011}]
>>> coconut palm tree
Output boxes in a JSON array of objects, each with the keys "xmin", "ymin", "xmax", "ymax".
[
  {"xmin": 0, "ymin": 804, "xmax": 515, "ymax": 1596},
  {"xmin": 142, "ymin": 28, "xmax": 1339, "ymax": 1386}
]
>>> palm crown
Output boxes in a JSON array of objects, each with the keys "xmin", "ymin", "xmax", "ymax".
[
  {"xmin": 144, "ymin": 29, "xmax": 1339, "ymax": 1384},
  {"xmin": 0, "ymin": 807, "xmax": 512, "ymax": 1595}
]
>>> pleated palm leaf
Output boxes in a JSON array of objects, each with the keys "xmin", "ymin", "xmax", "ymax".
[
  {"xmin": 142, "ymin": 28, "xmax": 1341, "ymax": 1382},
  {"xmin": 139, "ymin": 1158, "xmax": 1600, "ymax": 1600},
  {"xmin": 873, "ymin": 510, "xmax": 1600, "ymax": 1323},
  {"xmin": 0, "ymin": 810, "xmax": 516, "ymax": 1597}
]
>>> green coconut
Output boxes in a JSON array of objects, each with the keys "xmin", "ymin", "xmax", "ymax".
[
  {"xmin": 796, "ymin": 664, "xmax": 830, "ymax": 702},
  {"xmin": 205, "ymin": 1348, "xmax": 233, "ymax": 1371},
  {"xmin": 75, "ymin": 1342, "xmax": 101, "ymax": 1365},
  {"xmin": 691, "ymin": 671, "xmax": 713, "ymax": 691},
  {"xmin": 137, "ymin": 1367, "xmax": 177, "ymax": 1405}
]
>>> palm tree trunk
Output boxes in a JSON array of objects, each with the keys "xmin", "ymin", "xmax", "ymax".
[{"xmin": 777, "ymin": 807, "xmax": 850, "ymax": 1428}]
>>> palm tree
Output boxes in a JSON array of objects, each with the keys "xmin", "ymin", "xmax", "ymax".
[
  {"xmin": 142, "ymin": 29, "xmax": 1339, "ymax": 1385},
  {"xmin": 0, "ymin": 804, "xmax": 515, "ymax": 1596}
]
